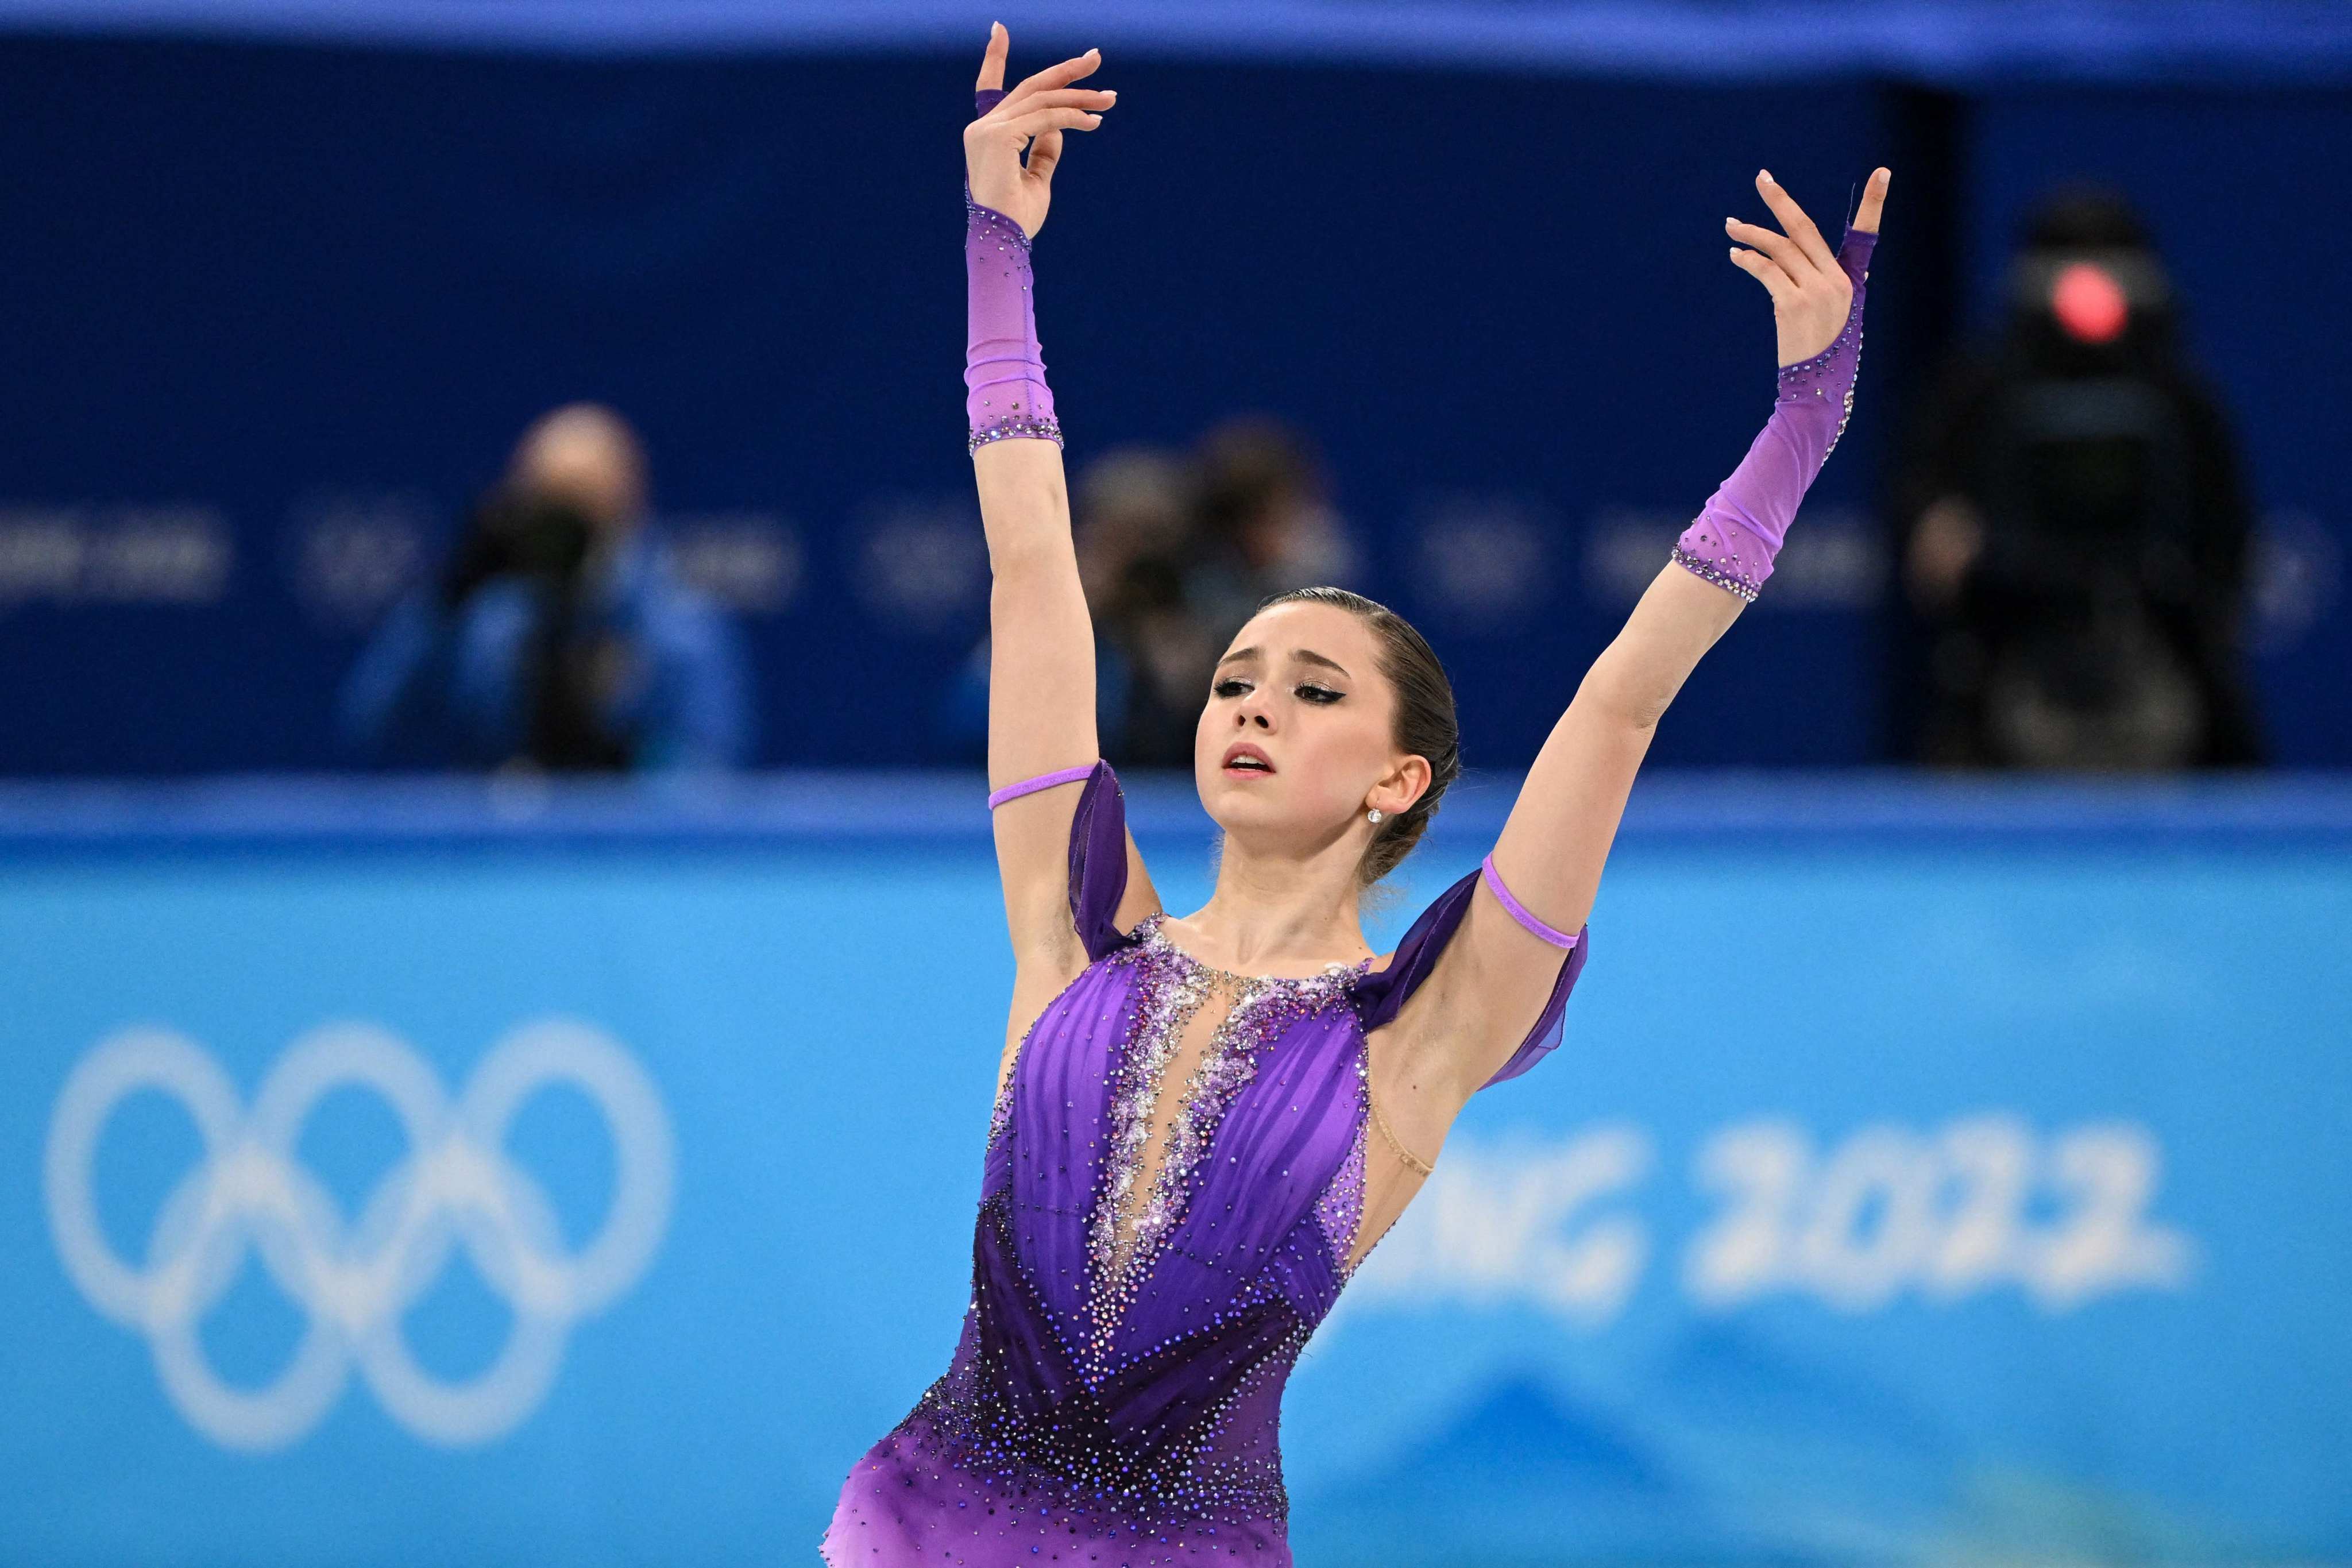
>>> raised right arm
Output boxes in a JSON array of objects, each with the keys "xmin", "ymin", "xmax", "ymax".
[
  {"xmin": 961, "ymin": 29, "xmax": 1157, "ymax": 1051},
  {"xmin": 978, "ymin": 439, "xmax": 1112, "ymax": 976}
]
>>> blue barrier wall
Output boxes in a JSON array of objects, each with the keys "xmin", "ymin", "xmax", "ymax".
[
  {"xmin": 0, "ymin": 35, "xmax": 2345, "ymax": 774},
  {"xmin": 5, "ymin": 773, "xmax": 2349, "ymax": 1563}
]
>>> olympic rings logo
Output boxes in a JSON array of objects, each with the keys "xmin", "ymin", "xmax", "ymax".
[{"xmin": 43, "ymin": 1019, "xmax": 674, "ymax": 1451}]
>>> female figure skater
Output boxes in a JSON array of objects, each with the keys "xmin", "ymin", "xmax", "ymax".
[{"xmin": 823, "ymin": 26, "xmax": 1890, "ymax": 1566}]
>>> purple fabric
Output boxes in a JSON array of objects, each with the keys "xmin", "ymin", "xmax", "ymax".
[
  {"xmin": 1671, "ymin": 224, "xmax": 1879, "ymax": 601},
  {"xmin": 821, "ymin": 763, "xmax": 1590, "ymax": 1565},
  {"xmin": 964, "ymin": 87, "xmax": 1063, "ymax": 453},
  {"xmin": 985, "ymin": 760, "xmax": 1098, "ymax": 810},
  {"xmin": 1353, "ymin": 859, "xmax": 1591, "ymax": 1090},
  {"xmin": 1065, "ymin": 759, "xmax": 1130, "ymax": 960},
  {"xmin": 1479, "ymin": 851, "xmax": 1583, "ymax": 949}
]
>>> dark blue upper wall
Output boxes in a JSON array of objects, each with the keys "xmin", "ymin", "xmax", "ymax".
[
  {"xmin": 6, "ymin": 1, "xmax": 2352, "ymax": 83},
  {"xmin": 0, "ymin": 35, "xmax": 2341, "ymax": 773}
]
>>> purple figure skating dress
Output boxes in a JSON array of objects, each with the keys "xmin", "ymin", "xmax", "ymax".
[{"xmin": 821, "ymin": 761, "xmax": 1588, "ymax": 1565}]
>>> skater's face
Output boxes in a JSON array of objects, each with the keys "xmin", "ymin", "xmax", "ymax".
[{"xmin": 1195, "ymin": 598, "xmax": 1430, "ymax": 858}]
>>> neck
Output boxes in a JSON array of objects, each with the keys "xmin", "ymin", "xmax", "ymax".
[{"xmin": 1168, "ymin": 825, "xmax": 1375, "ymax": 975}]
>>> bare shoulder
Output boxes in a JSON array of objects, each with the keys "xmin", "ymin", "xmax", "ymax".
[{"xmin": 1371, "ymin": 890, "xmax": 1563, "ymax": 1100}]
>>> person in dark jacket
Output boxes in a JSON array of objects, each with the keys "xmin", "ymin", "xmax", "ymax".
[
  {"xmin": 340, "ymin": 403, "xmax": 752, "ymax": 773},
  {"xmin": 1890, "ymin": 186, "xmax": 2265, "ymax": 769}
]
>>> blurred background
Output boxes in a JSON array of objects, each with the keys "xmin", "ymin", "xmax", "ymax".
[{"xmin": 2, "ymin": 2, "xmax": 2347, "ymax": 1564}]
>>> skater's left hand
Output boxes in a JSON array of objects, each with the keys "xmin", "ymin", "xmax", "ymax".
[
  {"xmin": 965, "ymin": 24, "xmax": 1116, "ymax": 240},
  {"xmin": 1725, "ymin": 166, "xmax": 1890, "ymax": 366}
]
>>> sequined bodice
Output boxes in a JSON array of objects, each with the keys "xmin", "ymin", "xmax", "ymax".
[
  {"xmin": 822, "ymin": 761, "xmax": 1589, "ymax": 1567},
  {"xmin": 822, "ymin": 913, "xmax": 1389, "ymax": 1564},
  {"xmin": 1086, "ymin": 914, "xmax": 1373, "ymax": 1284},
  {"xmin": 995, "ymin": 912, "xmax": 1385, "ymax": 1377}
]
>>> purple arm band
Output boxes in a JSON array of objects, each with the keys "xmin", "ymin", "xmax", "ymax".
[
  {"xmin": 987, "ymin": 762, "xmax": 1099, "ymax": 810},
  {"xmin": 1480, "ymin": 852, "xmax": 1582, "ymax": 949},
  {"xmin": 964, "ymin": 86, "xmax": 1063, "ymax": 454},
  {"xmin": 1671, "ymin": 225, "xmax": 1878, "ymax": 603}
]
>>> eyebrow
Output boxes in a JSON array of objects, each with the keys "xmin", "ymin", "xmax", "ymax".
[{"xmin": 1216, "ymin": 645, "xmax": 1353, "ymax": 679}]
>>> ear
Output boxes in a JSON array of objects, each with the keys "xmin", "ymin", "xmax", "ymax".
[{"xmin": 1370, "ymin": 754, "xmax": 1434, "ymax": 818}]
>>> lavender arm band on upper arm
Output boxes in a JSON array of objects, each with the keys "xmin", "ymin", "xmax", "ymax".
[
  {"xmin": 1480, "ymin": 853, "xmax": 1584, "ymax": 949},
  {"xmin": 987, "ymin": 763, "xmax": 1099, "ymax": 810}
]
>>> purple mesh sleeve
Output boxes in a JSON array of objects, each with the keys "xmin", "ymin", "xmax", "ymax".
[
  {"xmin": 964, "ymin": 86, "xmax": 1063, "ymax": 454},
  {"xmin": 1670, "ymin": 225, "xmax": 1878, "ymax": 602}
]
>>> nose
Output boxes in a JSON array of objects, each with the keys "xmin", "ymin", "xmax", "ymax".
[{"xmin": 1232, "ymin": 696, "xmax": 1273, "ymax": 731}]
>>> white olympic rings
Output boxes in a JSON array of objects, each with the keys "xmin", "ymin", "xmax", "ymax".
[{"xmin": 43, "ymin": 1018, "xmax": 674, "ymax": 1451}]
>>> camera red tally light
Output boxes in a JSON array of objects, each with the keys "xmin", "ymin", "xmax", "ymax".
[{"xmin": 2051, "ymin": 260, "xmax": 2130, "ymax": 343}]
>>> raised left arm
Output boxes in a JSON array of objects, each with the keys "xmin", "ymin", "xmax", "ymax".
[{"xmin": 1431, "ymin": 167, "xmax": 1891, "ymax": 1095}]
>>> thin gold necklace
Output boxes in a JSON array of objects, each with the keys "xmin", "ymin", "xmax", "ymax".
[{"xmin": 1366, "ymin": 1073, "xmax": 1434, "ymax": 1175}]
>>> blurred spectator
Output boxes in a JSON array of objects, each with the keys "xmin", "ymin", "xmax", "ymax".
[
  {"xmin": 339, "ymin": 404, "xmax": 753, "ymax": 773},
  {"xmin": 1890, "ymin": 187, "xmax": 2265, "ymax": 769},
  {"xmin": 938, "ymin": 444, "xmax": 1204, "ymax": 766},
  {"xmin": 1180, "ymin": 416, "xmax": 1357, "ymax": 639},
  {"xmin": 1076, "ymin": 447, "xmax": 1216, "ymax": 766},
  {"xmin": 938, "ymin": 418, "xmax": 1358, "ymax": 768}
]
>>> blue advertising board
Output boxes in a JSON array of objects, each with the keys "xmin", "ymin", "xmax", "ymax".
[{"xmin": 3, "ymin": 772, "xmax": 2349, "ymax": 1563}]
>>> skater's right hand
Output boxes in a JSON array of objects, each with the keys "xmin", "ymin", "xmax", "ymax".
[{"xmin": 964, "ymin": 24, "xmax": 1115, "ymax": 240}]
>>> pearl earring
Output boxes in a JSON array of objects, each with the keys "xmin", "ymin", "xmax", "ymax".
[{"xmin": 1366, "ymin": 808, "xmax": 1385, "ymax": 825}]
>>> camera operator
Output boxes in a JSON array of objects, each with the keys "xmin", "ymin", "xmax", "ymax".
[
  {"xmin": 1890, "ymin": 187, "xmax": 2265, "ymax": 770},
  {"xmin": 338, "ymin": 403, "xmax": 752, "ymax": 772}
]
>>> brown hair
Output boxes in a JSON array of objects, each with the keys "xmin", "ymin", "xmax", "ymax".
[{"xmin": 1256, "ymin": 585, "xmax": 1461, "ymax": 887}]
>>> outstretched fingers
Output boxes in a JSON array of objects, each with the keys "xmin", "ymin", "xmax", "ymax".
[
  {"xmin": 997, "ymin": 86, "xmax": 1115, "ymax": 117},
  {"xmin": 995, "ymin": 88, "xmax": 1115, "ymax": 184},
  {"xmin": 1728, "ymin": 245, "xmax": 1800, "ymax": 306},
  {"xmin": 975, "ymin": 21, "xmax": 1007, "ymax": 92},
  {"xmin": 1851, "ymin": 166, "xmax": 1891, "ymax": 235},
  {"xmin": 999, "ymin": 46, "xmax": 1102, "ymax": 116},
  {"xmin": 1754, "ymin": 170, "xmax": 1839, "ymax": 274},
  {"xmin": 997, "ymin": 105, "xmax": 1106, "ymax": 144},
  {"xmin": 1726, "ymin": 217, "xmax": 1812, "ymax": 280}
]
